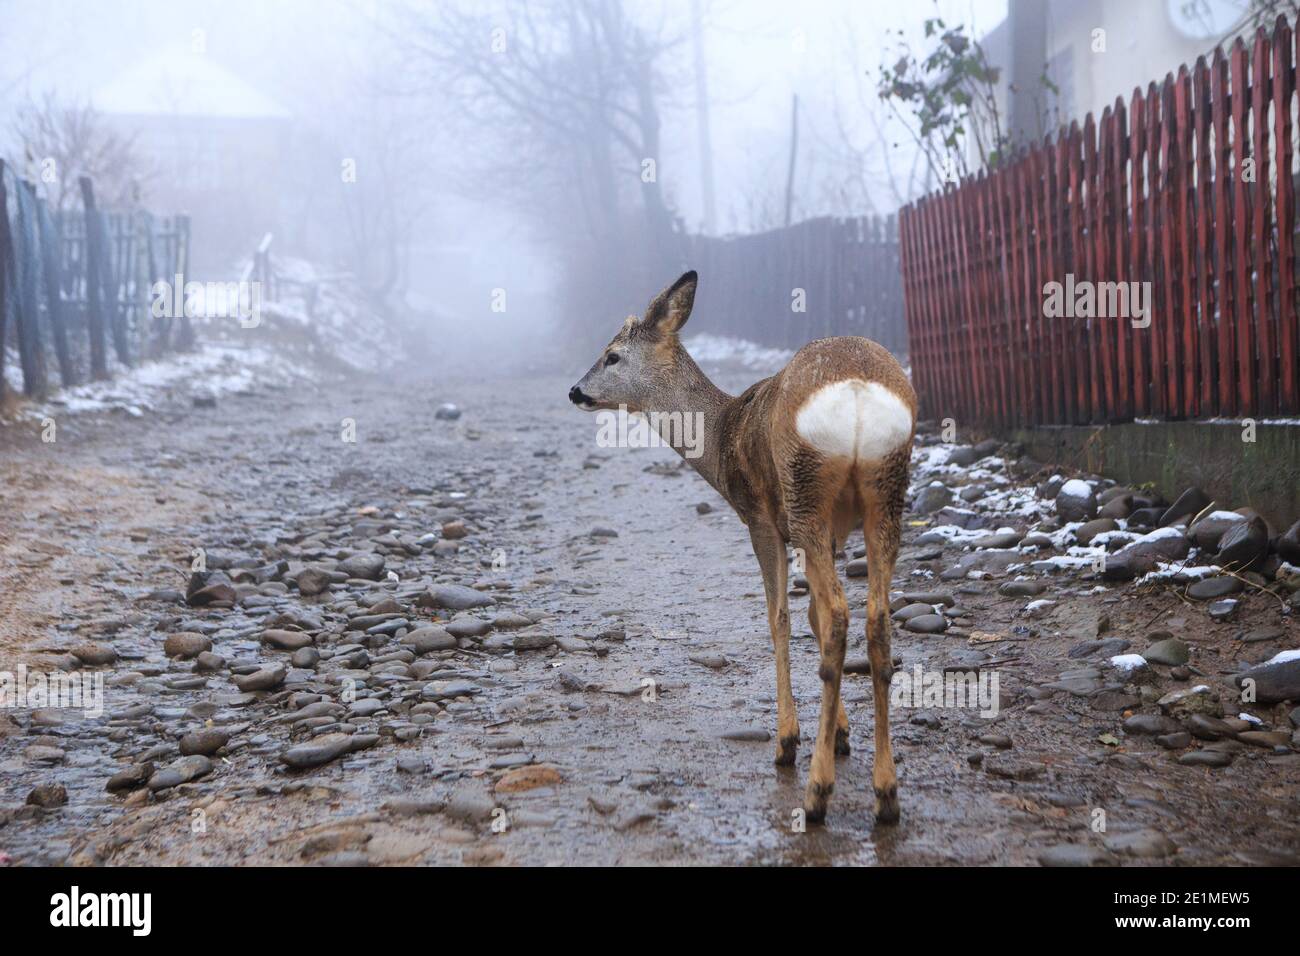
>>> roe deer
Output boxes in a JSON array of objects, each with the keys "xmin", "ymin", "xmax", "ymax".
[{"xmin": 568, "ymin": 270, "xmax": 915, "ymax": 823}]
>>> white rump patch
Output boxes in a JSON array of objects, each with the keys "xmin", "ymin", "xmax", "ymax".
[{"xmin": 794, "ymin": 380, "xmax": 913, "ymax": 461}]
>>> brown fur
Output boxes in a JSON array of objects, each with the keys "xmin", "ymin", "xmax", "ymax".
[{"xmin": 570, "ymin": 271, "xmax": 915, "ymax": 824}]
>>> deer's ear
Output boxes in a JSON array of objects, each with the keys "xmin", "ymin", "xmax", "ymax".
[{"xmin": 644, "ymin": 270, "xmax": 697, "ymax": 335}]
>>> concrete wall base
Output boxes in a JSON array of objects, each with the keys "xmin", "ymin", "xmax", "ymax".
[{"xmin": 1007, "ymin": 421, "xmax": 1300, "ymax": 529}]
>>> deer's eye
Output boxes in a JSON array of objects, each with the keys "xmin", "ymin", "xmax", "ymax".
[{"xmin": 605, "ymin": 352, "xmax": 620, "ymax": 367}]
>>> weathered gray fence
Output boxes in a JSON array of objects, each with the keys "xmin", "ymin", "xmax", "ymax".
[
  {"xmin": 686, "ymin": 214, "xmax": 907, "ymax": 356},
  {"xmin": 0, "ymin": 161, "xmax": 191, "ymax": 401}
]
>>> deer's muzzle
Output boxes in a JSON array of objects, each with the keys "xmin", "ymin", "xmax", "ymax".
[{"xmin": 569, "ymin": 385, "xmax": 595, "ymax": 408}]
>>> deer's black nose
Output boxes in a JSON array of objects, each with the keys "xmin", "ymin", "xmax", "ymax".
[{"xmin": 569, "ymin": 385, "xmax": 590, "ymax": 405}]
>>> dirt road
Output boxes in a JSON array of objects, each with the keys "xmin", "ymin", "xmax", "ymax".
[{"xmin": 1, "ymin": 359, "xmax": 1298, "ymax": 866}]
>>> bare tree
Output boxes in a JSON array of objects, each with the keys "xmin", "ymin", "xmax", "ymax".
[
  {"xmin": 816, "ymin": 16, "xmax": 934, "ymax": 213},
  {"xmin": 10, "ymin": 91, "xmax": 147, "ymax": 211},
  {"xmin": 391, "ymin": 0, "xmax": 689, "ymax": 330},
  {"xmin": 336, "ymin": 87, "xmax": 434, "ymax": 307}
]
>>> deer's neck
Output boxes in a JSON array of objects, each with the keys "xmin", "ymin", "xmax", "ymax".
[{"xmin": 644, "ymin": 353, "xmax": 733, "ymax": 494}]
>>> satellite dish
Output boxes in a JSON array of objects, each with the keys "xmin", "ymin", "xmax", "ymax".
[{"xmin": 1166, "ymin": 0, "xmax": 1248, "ymax": 40}]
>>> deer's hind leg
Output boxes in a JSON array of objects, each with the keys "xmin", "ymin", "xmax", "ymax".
[
  {"xmin": 749, "ymin": 522, "xmax": 798, "ymax": 766},
  {"xmin": 808, "ymin": 594, "xmax": 851, "ymax": 756},
  {"xmin": 859, "ymin": 447, "xmax": 909, "ymax": 824},
  {"xmin": 787, "ymin": 458, "xmax": 852, "ymax": 823}
]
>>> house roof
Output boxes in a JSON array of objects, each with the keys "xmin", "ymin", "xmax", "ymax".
[{"xmin": 93, "ymin": 48, "xmax": 291, "ymax": 120}]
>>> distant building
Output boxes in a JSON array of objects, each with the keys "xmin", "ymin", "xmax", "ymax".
[
  {"xmin": 94, "ymin": 48, "xmax": 293, "ymax": 275},
  {"xmin": 980, "ymin": 0, "xmax": 1254, "ymax": 149}
]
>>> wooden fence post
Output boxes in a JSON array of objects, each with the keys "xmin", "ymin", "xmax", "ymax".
[
  {"xmin": 1252, "ymin": 27, "xmax": 1277, "ymax": 416},
  {"xmin": 0, "ymin": 161, "xmax": 10, "ymax": 404},
  {"xmin": 11, "ymin": 174, "xmax": 49, "ymax": 398},
  {"xmin": 1277, "ymin": 17, "xmax": 1298, "ymax": 412},
  {"xmin": 34, "ymin": 188, "xmax": 75, "ymax": 386},
  {"xmin": 176, "ymin": 215, "xmax": 194, "ymax": 351},
  {"xmin": 1230, "ymin": 39, "xmax": 1255, "ymax": 415},
  {"xmin": 79, "ymin": 176, "xmax": 109, "ymax": 379},
  {"xmin": 1192, "ymin": 60, "xmax": 1214, "ymax": 419}
]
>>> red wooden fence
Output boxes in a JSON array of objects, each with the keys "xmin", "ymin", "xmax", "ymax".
[{"xmin": 899, "ymin": 17, "xmax": 1300, "ymax": 427}]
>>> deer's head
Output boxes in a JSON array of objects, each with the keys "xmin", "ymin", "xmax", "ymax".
[{"xmin": 568, "ymin": 270, "xmax": 697, "ymax": 413}]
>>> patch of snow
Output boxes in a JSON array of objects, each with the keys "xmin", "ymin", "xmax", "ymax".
[
  {"xmin": 683, "ymin": 334, "xmax": 793, "ymax": 372},
  {"xmin": 1009, "ymin": 551, "xmax": 1100, "ymax": 573},
  {"xmin": 1135, "ymin": 563, "xmax": 1221, "ymax": 585},
  {"xmin": 911, "ymin": 443, "xmax": 952, "ymax": 474},
  {"xmin": 1136, "ymin": 526, "xmax": 1186, "ymax": 542},
  {"xmin": 1047, "ymin": 522, "xmax": 1085, "ymax": 548},
  {"xmin": 1264, "ymin": 649, "xmax": 1300, "ymax": 666},
  {"xmin": 1089, "ymin": 530, "xmax": 1139, "ymax": 547},
  {"xmin": 1201, "ymin": 510, "xmax": 1245, "ymax": 523},
  {"xmin": 198, "ymin": 254, "xmax": 422, "ymax": 375},
  {"xmin": 1200, "ymin": 417, "xmax": 1300, "ymax": 426},
  {"xmin": 923, "ymin": 524, "xmax": 1016, "ymax": 545},
  {"xmin": 975, "ymin": 485, "xmax": 1040, "ymax": 516},
  {"xmin": 1238, "ymin": 712, "xmax": 1263, "ymax": 725},
  {"xmin": 1060, "ymin": 478, "xmax": 1092, "ymax": 497},
  {"xmin": 10, "ymin": 343, "xmax": 311, "ymax": 422},
  {"xmin": 1109, "ymin": 654, "xmax": 1147, "ymax": 671}
]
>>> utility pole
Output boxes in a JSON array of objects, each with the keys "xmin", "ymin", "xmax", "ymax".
[
  {"xmin": 691, "ymin": 0, "xmax": 716, "ymax": 234},
  {"xmin": 783, "ymin": 93, "xmax": 799, "ymax": 228}
]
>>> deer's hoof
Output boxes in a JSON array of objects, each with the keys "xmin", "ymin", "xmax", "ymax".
[
  {"xmin": 774, "ymin": 734, "xmax": 799, "ymax": 766},
  {"xmin": 834, "ymin": 727, "xmax": 851, "ymax": 757},
  {"xmin": 874, "ymin": 784, "xmax": 900, "ymax": 825},
  {"xmin": 803, "ymin": 782, "xmax": 833, "ymax": 824}
]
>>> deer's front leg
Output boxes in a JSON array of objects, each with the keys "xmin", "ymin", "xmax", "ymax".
[{"xmin": 750, "ymin": 523, "xmax": 797, "ymax": 765}]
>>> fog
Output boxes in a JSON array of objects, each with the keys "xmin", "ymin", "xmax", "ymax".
[
  {"xmin": 0, "ymin": 0, "xmax": 1005, "ymax": 367},
  {"xmin": 5, "ymin": 0, "xmax": 1299, "ymax": 877}
]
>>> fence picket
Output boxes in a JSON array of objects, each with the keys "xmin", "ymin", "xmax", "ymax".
[
  {"xmin": 1129, "ymin": 89, "xmax": 1149, "ymax": 416},
  {"xmin": 1274, "ymin": 17, "xmax": 1294, "ymax": 408},
  {"xmin": 1193, "ymin": 57, "xmax": 1215, "ymax": 417},
  {"xmin": 1095, "ymin": 108, "xmax": 1117, "ymax": 420},
  {"xmin": 1252, "ymin": 28, "xmax": 1277, "ymax": 415},
  {"xmin": 1112, "ymin": 97, "xmax": 1133, "ymax": 422},
  {"xmin": 1173, "ymin": 67, "xmax": 1197, "ymax": 418},
  {"xmin": 1212, "ymin": 48, "xmax": 1237, "ymax": 414},
  {"xmin": 1231, "ymin": 39, "xmax": 1256, "ymax": 413},
  {"xmin": 1279, "ymin": 18, "xmax": 1298, "ymax": 410}
]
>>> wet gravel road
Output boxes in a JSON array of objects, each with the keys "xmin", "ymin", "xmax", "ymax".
[{"xmin": 1, "ymin": 360, "xmax": 1298, "ymax": 866}]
